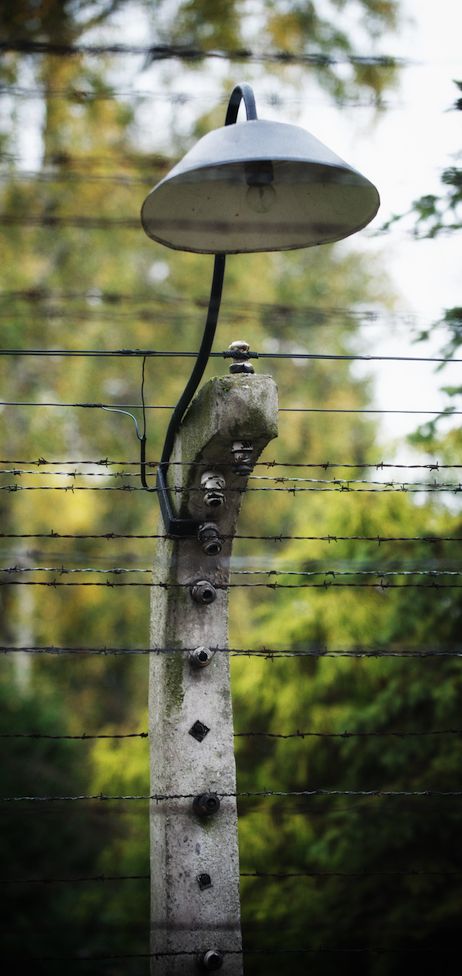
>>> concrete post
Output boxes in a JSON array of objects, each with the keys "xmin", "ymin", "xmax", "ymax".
[{"xmin": 150, "ymin": 370, "xmax": 278, "ymax": 975}]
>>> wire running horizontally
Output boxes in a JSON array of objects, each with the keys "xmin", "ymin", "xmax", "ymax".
[{"xmin": 1, "ymin": 645, "xmax": 460, "ymax": 657}]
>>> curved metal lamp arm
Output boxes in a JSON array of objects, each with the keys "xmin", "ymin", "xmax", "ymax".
[{"xmin": 142, "ymin": 83, "xmax": 257, "ymax": 536}]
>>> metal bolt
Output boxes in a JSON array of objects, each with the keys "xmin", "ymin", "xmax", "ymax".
[
  {"xmin": 200, "ymin": 471, "xmax": 226, "ymax": 508},
  {"xmin": 197, "ymin": 522, "xmax": 222, "ymax": 556},
  {"xmin": 197, "ymin": 872, "xmax": 212, "ymax": 891},
  {"xmin": 231, "ymin": 440, "xmax": 253, "ymax": 476},
  {"xmin": 189, "ymin": 646, "xmax": 215, "ymax": 669},
  {"xmin": 228, "ymin": 339, "xmax": 255, "ymax": 375},
  {"xmin": 197, "ymin": 949, "xmax": 224, "ymax": 971},
  {"xmin": 193, "ymin": 792, "xmax": 221, "ymax": 817},
  {"xmin": 190, "ymin": 580, "xmax": 217, "ymax": 605}
]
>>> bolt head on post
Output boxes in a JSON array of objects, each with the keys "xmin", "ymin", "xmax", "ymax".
[
  {"xmin": 189, "ymin": 646, "xmax": 216, "ymax": 668},
  {"xmin": 197, "ymin": 522, "xmax": 223, "ymax": 556},
  {"xmin": 197, "ymin": 949, "xmax": 224, "ymax": 971},
  {"xmin": 190, "ymin": 580, "xmax": 218, "ymax": 605},
  {"xmin": 193, "ymin": 792, "xmax": 221, "ymax": 817}
]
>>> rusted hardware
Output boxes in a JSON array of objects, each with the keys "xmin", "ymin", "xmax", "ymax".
[
  {"xmin": 201, "ymin": 471, "xmax": 226, "ymax": 508},
  {"xmin": 197, "ymin": 949, "xmax": 224, "ymax": 971},
  {"xmin": 189, "ymin": 646, "xmax": 216, "ymax": 668},
  {"xmin": 197, "ymin": 522, "xmax": 222, "ymax": 555},
  {"xmin": 193, "ymin": 792, "xmax": 221, "ymax": 817},
  {"xmin": 190, "ymin": 580, "xmax": 217, "ymax": 605},
  {"xmin": 231, "ymin": 440, "xmax": 253, "ymax": 475},
  {"xmin": 228, "ymin": 339, "xmax": 255, "ymax": 375}
]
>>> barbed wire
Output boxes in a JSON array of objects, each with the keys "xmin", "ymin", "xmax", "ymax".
[
  {"xmin": 1, "ymin": 566, "xmax": 460, "ymax": 579},
  {"xmin": 1, "ymin": 579, "xmax": 462, "ymax": 589},
  {"xmin": 0, "ymin": 731, "xmax": 148, "ymax": 740},
  {"xmin": 2, "ymin": 728, "xmax": 460, "ymax": 741},
  {"xmin": 1, "ymin": 467, "xmax": 460, "ymax": 488},
  {"xmin": 1, "ymin": 482, "xmax": 461, "ymax": 494},
  {"xmin": 0, "ymin": 458, "xmax": 460, "ymax": 471},
  {"xmin": 0, "ymin": 645, "xmax": 460, "ymax": 658},
  {"xmin": 0, "ymin": 290, "xmax": 434, "ymax": 326},
  {"xmin": 2, "ymin": 787, "xmax": 462, "ymax": 803},
  {"xmin": 3, "ymin": 867, "xmax": 462, "ymax": 885},
  {"xmin": 0, "ymin": 84, "xmax": 404, "ymax": 108},
  {"xmin": 241, "ymin": 869, "xmax": 462, "ymax": 879},
  {"xmin": 0, "ymin": 946, "xmax": 452, "ymax": 961},
  {"xmin": 0, "ymin": 40, "xmax": 408, "ymax": 67},
  {"xmin": 0, "ymin": 532, "xmax": 460, "ymax": 544},
  {"xmin": 0, "ymin": 347, "xmax": 458, "ymax": 363},
  {"xmin": 0, "ymin": 486, "xmax": 460, "ymax": 498}
]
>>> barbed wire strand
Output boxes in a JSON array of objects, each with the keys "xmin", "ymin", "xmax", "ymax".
[
  {"xmin": 1, "ymin": 458, "xmax": 459, "ymax": 470},
  {"xmin": 1, "ymin": 579, "xmax": 462, "ymax": 589},
  {"xmin": 1, "ymin": 566, "xmax": 460, "ymax": 578},
  {"xmin": 1, "ymin": 728, "xmax": 461, "ymax": 741},
  {"xmin": 1, "ymin": 468, "xmax": 459, "ymax": 489},
  {"xmin": 0, "ymin": 946, "xmax": 453, "ymax": 961},
  {"xmin": 2, "ymin": 468, "xmax": 459, "ymax": 482},
  {"xmin": 1, "ymin": 484, "xmax": 460, "ymax": 494},
  {"xmin": 0, "ymin": 84, "xmax": 406, "ymax": 108},
  {"xmin": 0, "ymin": 532, "xmax": 460, "ymax": 544},
  {"xmin": 1, "ymin": 645, "xmax": 460, "ymax": 658},
  {"xmin": 3, "ymin": 867, "xmax": 462, "ymax": 886},
  {"xmin": 0, "ymin": 290, "xmax": 441, "ymax": 325},
  {"xmin": 0, "ymin": 40, "xmax": 409, "ymax": 67},
  {"xmin": 2, "ymin": 787, "xmax": 462, "ymax": 803}
]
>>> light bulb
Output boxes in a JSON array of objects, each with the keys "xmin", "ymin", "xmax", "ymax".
[{"xmin": 246, "ymin": 183, "xmax": 277, "ymax": 214}]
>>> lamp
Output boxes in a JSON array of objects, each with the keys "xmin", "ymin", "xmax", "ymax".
[{"xmin": 140, "ymin": 83, "xmax": 379, "ymax": 534}]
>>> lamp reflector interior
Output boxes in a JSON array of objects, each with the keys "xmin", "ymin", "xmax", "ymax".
[{"xmin": 141, "ymin": 119, "xmax": 380, "ymax": 254}]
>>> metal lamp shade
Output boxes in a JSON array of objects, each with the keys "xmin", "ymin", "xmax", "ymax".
[{"xmin": 141, "ymin": 119, "xmax": 380, "ymax": 254}]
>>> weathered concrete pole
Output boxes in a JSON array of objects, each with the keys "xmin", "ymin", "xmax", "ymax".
[{"xmin": 150, "ymin": 361, "xmax": 278, "ymax": 975}]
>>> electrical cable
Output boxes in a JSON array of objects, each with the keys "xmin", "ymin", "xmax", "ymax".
[
  {"xmin": 0, "ymin": 400, "xmax": 459, "ymax": 417},
  {"xmin": 0, "ymin": 348, "xmax": 458, "ymax": 362}
]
